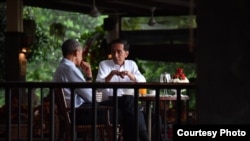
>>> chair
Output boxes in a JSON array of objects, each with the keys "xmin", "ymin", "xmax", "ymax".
[{"xmin": 54, "ymin": 88, "xmax": 114, "ymax": 141}]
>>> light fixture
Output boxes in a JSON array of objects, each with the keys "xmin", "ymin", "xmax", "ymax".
[
  {"xmin": 148, "ymin": 7, "xmax": 157, "ymax": 26},
  {"xmin": 89, "ymin": 0, "xmax": 101, "ymax": 17}
]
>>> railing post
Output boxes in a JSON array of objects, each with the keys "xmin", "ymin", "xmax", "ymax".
[
  {"xmin": 92, "ymin": 88, "xmax": 97, "ymax": 141},
  {"xmin": 70, "ymin": 88, "xmax": 76, "ymax": 141},
  {"xmin": 49, "ymin": 88, "xmax": 55, "ymax": 141},
  {"xmin": 112, "ymin": 88, "xmax": 118, "ymax": 141},
  {"xmin": 5, "ymin": 88, "xmax": 11, "ymax": 141},
  {"xmin": 176, "ymin": 88, "xmax": 181, "ymax": 125},
  {"xmin": 40, "ymin": 88, "xmax": 45, "ymax": 139},
  {"xmin": 28, "ymin": 88, "xmax": 34, "ymax": 141},
  {"xmin": 134, "ymin": 88, "xmax": 139, "ymax": 141},
  {"xmin": 155, "ymin": 88, "xmax": 161, "ymax": 141}
]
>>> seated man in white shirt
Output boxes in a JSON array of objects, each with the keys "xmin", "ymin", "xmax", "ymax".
[
  {"xmin": 96, "ymin": 39, "xmax": 149, "ymax": 141},
  {"xmin": 96, "ymin": 39, "xmax": 146, "ymax": 100}
]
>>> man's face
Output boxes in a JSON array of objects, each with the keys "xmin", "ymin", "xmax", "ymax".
[
  {"xmin": 110, "ymin": 43, "xmax": 129, "ymax": 65},
  {"xmin": 75, "ymin": 47, "xmax": 83, "ymax": 66}
]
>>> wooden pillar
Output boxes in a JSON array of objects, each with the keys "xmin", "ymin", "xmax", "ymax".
[
  {"xmin": 104, "ymin": 15, "xmax": 119, "ymax": 43},
  {"xmin": 5, "ymin": 0, "xmax": 25, "ymax": 81}
]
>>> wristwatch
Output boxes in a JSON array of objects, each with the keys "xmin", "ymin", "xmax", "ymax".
[{"xmin": 86, "ymin": 76, "xmax": 92, "ymax": 81}]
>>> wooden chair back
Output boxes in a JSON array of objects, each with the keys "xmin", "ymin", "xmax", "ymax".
[
  {"xmin": 54, "ymin": 88, "xmax": 72, "ymax": 140},
  {"xmin": 54, "ymin": 88, "xmax": 116, "ymax": 141}
]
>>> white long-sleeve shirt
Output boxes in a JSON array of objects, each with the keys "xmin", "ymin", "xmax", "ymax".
[
  {"xmin": 53, "ymin": 58, "xmax": 92, "ymax": 108},
  {"xmin": 96, "ymin": 59, "xmax": 146, "ymax": 101}
]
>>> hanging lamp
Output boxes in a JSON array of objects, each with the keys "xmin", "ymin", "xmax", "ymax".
[
  {"xmin": 148, "ymin": 7, "xmax": 157, "ymax": 26},
  {"xmin": 89, "ymin": 0, "xmax": 101, "ymax": 17}
]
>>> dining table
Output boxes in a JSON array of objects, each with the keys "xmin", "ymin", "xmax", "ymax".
[
  {"xmin": 106, "ymin": 82, "xmax": 195, "ymax": 141},
  {"xmin": 139, "ymin": 94, "xmax": 189, "ymax": 141}
]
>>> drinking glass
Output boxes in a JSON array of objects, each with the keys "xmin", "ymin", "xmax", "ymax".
[
  {"xmin": 139, "ymin": 88, "xmax": 147, "ymax": 96},
  {"xmin": 160, "ymin": 72, "xmax": 171, "ymax": 95}
]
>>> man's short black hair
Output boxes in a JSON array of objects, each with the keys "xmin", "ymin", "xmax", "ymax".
[
  {"xmin": 109, "ymin": 38, "xmax": 130, "ymax": 51},
  {"xmin": 61, "ymin": 39, "xmax": 81, "ymax": 57}
]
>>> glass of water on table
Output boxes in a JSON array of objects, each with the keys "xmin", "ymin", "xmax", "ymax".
[{"xmin": 160, "ymin": 72, "xmax": 172, "ymax": 95}]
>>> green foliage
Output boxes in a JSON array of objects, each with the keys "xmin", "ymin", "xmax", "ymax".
[
  {"xmin": 49, "ymin": 22, "xmax": 66, "ymax": 39},
  {"xmin": 79, "ymin": 26, "xmax": 107, "ymax": 80},
  {"xmin": 26, "ymin": 22, "xmax": 62, "ymax": 81},
  {"xmin": 0, "ymin": 3, "xmax": 6, "ymax": 106},
  {"xmin": 26, "ymin": 24, "xmax": 50, "ymax": 62},
  {"xmin": 0, "ymin": 89, "xmax": 4, "ymax": 107},
  {"xmin": 136, "ymin": 59, "xmax": 197, "ymax": 110},
  {"xmin": 0, "ymin": 3, "xmax": 6, "ymax": 81},
  {"xmin": 121, "ymin": 16, "xmax": 197, "ymax": 31},
  {"xmin": 23, "ymin": 6, "xmax": 107, "ymax": 82},
  {"xmin": 137, "ymin": 59, "xmax": 196, "ymax": 82}
]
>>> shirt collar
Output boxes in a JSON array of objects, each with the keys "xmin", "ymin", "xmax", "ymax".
[
  {"xmin": 62, "ymin": 58, "xmax": 76, "ymax": 67},
  {"xmin": 112, "ymin": 60, "xmax": 127, "ymax": 70}
]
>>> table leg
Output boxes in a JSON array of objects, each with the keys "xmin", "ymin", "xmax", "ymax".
[
  {"xmin": 176, "ymin": 89, "xmax": 181, "ymax": 124},
  {"xmin": 163, "ymin": 101, "xmax": 167, "ymax": 140}
]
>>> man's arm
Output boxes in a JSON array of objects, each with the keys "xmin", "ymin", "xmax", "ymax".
[
  {"xmin": 127, "ymin": 60, "xmax": 146, "ymax": 82},
  {"xmin": 80, "ymin": 60, "xmax": 92, "ymax": 82}
]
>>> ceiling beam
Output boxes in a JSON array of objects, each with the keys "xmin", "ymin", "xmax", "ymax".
[{"xmin": 21, "ymin": 0, "xmax": 195, "ymax": 16}]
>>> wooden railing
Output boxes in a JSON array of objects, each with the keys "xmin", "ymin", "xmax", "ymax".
[{"xmin": 0, "ymin": 82, "xmax": 195, "ymax": 141}]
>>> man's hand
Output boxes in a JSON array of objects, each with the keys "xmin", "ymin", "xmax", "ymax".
[
  {"xmin": 80, "ymin": 61, "xmax": 92, "ymax": 78},
  {"xmin": 106, "ymin": 70, "xmax": 136, "ymax": 82},
  {"xmin": 119, "ymin": 71, "xmax": 136, "ymax": 81},
  {"xmin": 119, "ymin": 71, "xmax": 128, "ymax": 78}
]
